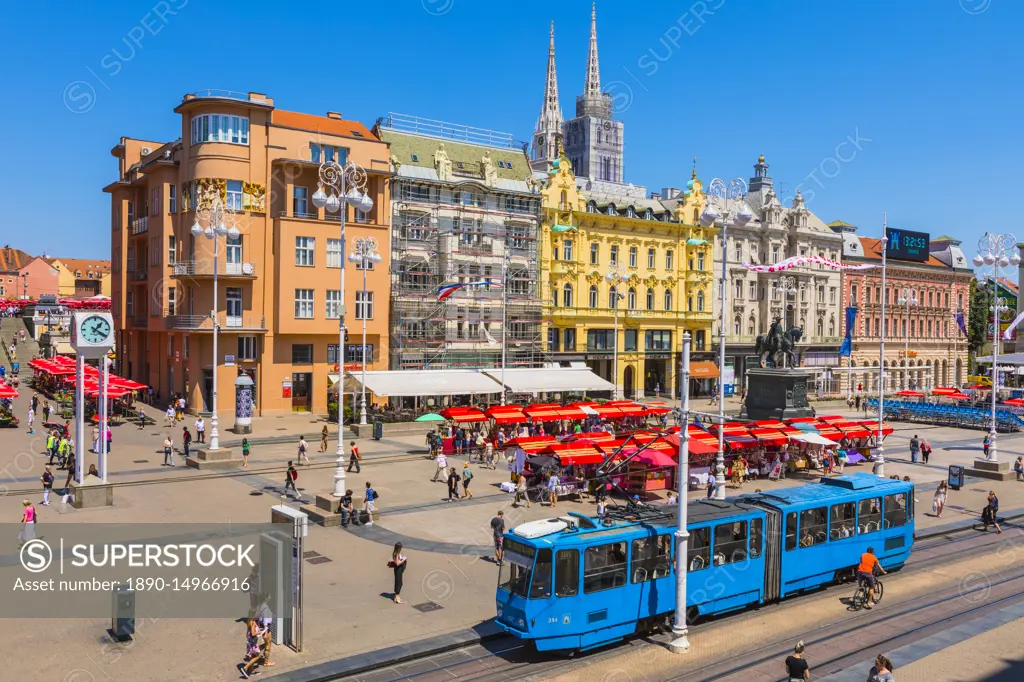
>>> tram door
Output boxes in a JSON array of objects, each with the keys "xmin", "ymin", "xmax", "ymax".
[{"xmin": 758, "ymin": 505, "xmax": 783, "ymax": 602}]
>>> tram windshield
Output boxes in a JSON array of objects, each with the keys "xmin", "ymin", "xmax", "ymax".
[{"xmin": 498, "ymin": 539, "xmax": 535, "ymax": 598}]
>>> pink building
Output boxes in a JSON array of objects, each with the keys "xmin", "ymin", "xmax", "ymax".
[{"xmin": 17, "ymin": 257, "xmax": 60, "ymax": 300}]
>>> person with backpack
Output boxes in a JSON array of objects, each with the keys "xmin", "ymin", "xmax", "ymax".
[
  {"xmin": 446, "ymin": 467, "xmax": 461, "ymax": 502},
  {"xmin": 347, "ymin": 441, "xmax": 362, "ymax": 473},
  {"xmin": 241, "ymin": 438, "xmax": 250, "ymax": 468},
  {"xmin": 462, "ymin": 461, "xmax": 474, "ymax": 499},
  {"xmin": 297, "ymin": 436, "xmax": 310, "ymax": 466},
  {"xmin": 364, "ymin": 481, "xmax": 377, "ymax": 525},
  {"xmin": 284, "ymin": 461, "xmax": 298, "ymax": 498}
]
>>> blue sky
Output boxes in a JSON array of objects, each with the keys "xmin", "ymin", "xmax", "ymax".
[{"xmin": 0, "ymin": 0, "xmax": 1017, "ymax": 266}]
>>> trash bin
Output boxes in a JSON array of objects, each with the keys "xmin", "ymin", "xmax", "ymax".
[
  {"xmin": 111, "ymin": 583, "xmax": 135, "ymax": 641},
  {"xmin": 948, "ymin": 464, "xmax": 965, "ymax": 491},
  {"xmin": 373, "ymin": 420, "xmax": 383, "ymax": 441}
]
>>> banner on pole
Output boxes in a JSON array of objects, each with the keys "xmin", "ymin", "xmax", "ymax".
[{"xmin": 840, "ymin": 306, "xmax": 858, "ymax": 357}]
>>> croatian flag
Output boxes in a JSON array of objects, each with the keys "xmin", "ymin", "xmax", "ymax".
[{"xmin": 436, "ymin": 280, "xmax": 503, "ymax": 301}]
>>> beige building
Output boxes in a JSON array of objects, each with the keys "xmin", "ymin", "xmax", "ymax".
[
  {"xmin": 106, "ymin": 90, "xmax": 391, "ymax": 418},
  {"xmin": 46, "ymin": 257, "xmax": 111, "ymax": 298}
]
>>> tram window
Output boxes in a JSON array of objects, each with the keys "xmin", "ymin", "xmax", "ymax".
[
  {"xmin": 631, "ymin": 535, "xmax": 673, "ymax": 583},
  {"xmin": 858, "ymin": 497, "xmax": 883, "ymax": 535},
  {"xmin": 785, "ymin": 512, "xmax": 798, "ymax": 551},
  {"xmin": 884, "ymin": 493, "xmax": 908, "ymax": 528},
  {"xmin": 554, "ymin": 550, "xmax": 579, "ymax": 597},
  {"xmin": 799, "ymin": 507, "xmax": 828, "ymax": 547},
  {"xmin": 908, "ymin": 487, "xmax": 915, "ymax": 520},
  {"xmin": 714, "ymin": 521, "xmax": 748, "ymax": 565},
  {"xmin": 583, "ymin": 542, "xmax": 628, "ymax": 593},
  {"xmin": 688, "ymin": 527, "xmax": 710, "ymax": 571},
  {"xmin": 830, "ymin": 502, "xmax": 856, "ymax": 541},
  {"xmin": 498, "ymin": 539, "xmax": 535, "ymax": 598},
  {"xmin": 530, "ymin": 549, "xmax": 553, "ymax": 599},
  {"xmin": 749, "ymin": 518, "xmax": 763, "ymax": 559}
]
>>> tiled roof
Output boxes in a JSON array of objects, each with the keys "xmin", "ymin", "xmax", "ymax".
[
  {"xmin": 998, "ymin": 277, "xmax": 1019, "ymax": 295},
  {"xmin": 271, "ymin": 110, "xmax": 377, "ymax": 141},
  {"xmin": 856, "ymin": 237, "xmax": 949, "ymax": 268},
  {"xmin": 48, "ymin": 258, "xmax": 111, "ymax": 274},
  {"xmin": 0, "ymin": 246, "xmax": 32, "ymax": 273}
]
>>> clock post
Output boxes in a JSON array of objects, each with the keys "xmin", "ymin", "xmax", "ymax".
[{"xmin": 69, "ymin": 311, "xmax": 116, "ymax": 508}]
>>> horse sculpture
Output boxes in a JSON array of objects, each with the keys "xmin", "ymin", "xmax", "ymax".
[{"xmin": 755, "ymin": 320, "xmax": 803, "ymax": 368}]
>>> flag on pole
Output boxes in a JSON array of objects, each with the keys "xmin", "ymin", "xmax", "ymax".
[
  {"xmin": 437, "ymin": 280, "xmax": 503, "ymax": 301},
  {"xmin": 840, "ymin": 306, "xmax": 858, "ymax": 357},
  {"xmin": 954, "ymin": 311, "xmax": 968, "ymax": 338},
  {"xmin": 483, "ymin": 328, "xmax": 498, "ymax": 346}
]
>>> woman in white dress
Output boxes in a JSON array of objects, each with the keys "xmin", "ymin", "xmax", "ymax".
[{"xmin": 933, "ymin": 480, "xmax": 948, "ymax": 518}]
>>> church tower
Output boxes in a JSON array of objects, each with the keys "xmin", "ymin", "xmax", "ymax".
[
  {"xmin": 562, "ymin": 3, "xmax": 624, "ymax": 184},
  {"xmin": 531, "ymin": 22, "xmax": 563, "ymax": 171}
]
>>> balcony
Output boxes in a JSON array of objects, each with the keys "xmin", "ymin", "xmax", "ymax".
[
  {"xmin": 172, "ymin": 260, "xmax": 257, "ymax": 278},
  {"xmin": 166, "ymin": 313, "xmax": 267, "ymax": 332},
  {"xmin": 130, "ymin": 217, "xmax": 148, "ymax": 235},
  {"xmin": 131, "ymin": 314, "xmax": 147, "ymax": 327},
  {"xmin": 131, "ymin": 269, "xmax": 148, "ymax": 282}
]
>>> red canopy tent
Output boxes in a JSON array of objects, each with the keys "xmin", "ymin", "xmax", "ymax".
[
  {"xmin": 894, "ymin": 390, "xmax": 926, "ymax": 398},
  {"xmin": 932, "ymin": 387, "xmax": 959, "ymax": 396},
  {"xmin": 0, "ymin": 383, "xmax": 19, "ymax": 398},
  {"xmin": 862, "ymin": 420, "xmax": 894, "ymax": 436},
  {"xmin": 565, "ymin": 431, "xmax": 615, "ymax": 443},
  {"xmin": 749, "ymin": 427, "xmax": 790, "ymax": 447},
  {"xmin": 540, "ymin": 442, "xmax": 605, "ymax": 465},
  {"xmin": 503, "ymin": 436, "xmax": 556, "ymax": 453},
  {"xmin": 523, "ymin": 404, "xmax": 563, "ymax": 422},
  {"xmin": 1003, "ymin": 398, "xmax": 1024, "ymax": 407},
  {"xmin": 486, "ymin": 405, "xmax": 527, "ymax": 424},
  {"xmin": 439, "ymin": 406, "xmax": 488, "ymax": 423},
  {"xmin": 591, "ymin": 404, "xmax": 625, "ymax": 419}
]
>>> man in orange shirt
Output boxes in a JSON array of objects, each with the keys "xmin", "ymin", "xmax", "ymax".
[{"xmin": 857, "ymin": 547, "xmax": 887, "ymax": 608}]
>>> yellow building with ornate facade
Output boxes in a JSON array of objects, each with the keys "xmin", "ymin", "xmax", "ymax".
[{"xmin": 539, "ymin": 151, "xmax": 717, "ymax": 398}]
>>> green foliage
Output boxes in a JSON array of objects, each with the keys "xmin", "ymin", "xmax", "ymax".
[{"xmin": 967, "ymin": 281, "xmax": 989, "ymax": 353}]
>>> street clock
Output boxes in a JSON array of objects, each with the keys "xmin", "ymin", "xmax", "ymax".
[{"xmin": 70, "ymin": 311, "xmax": 115, "ymax": 359}]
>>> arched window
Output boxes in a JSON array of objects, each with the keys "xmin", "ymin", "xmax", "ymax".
[
  {"xmin": 829, "ymin": 318, "xmax": 836, "ymax": 337},
  {"xmin": 562, "ymin": 283, "xmax": 573, "ymax": 308},
  {"xmin": 687, "ymin": 296, "xmax": 694, "ymax": 312},
  {"xmin": 692, "ymin": 208, "xmax": 699, "ymax": 224},
  {"xmin": 734, "ymin": 279, "xmax": 743, "ymax": 299},
  {"xmin": 646, "ymin": 288, "xmax": 655, "ymax": 310},
  {"xmin": 697, "ymin": 252, "xmax": 705, "ymax": 271},
  {"xmin": 664, "ymin": 289, "xmax": 672, "ymax": 311},
  {"xmin": 697, "ymin": 290, "xmax": 705, "ymax": 312},
  {"xmin": 816, "ymin": 318, "xmax": 824, "ymax": 337},
  {"xmin": 627, "ymin": 287, "xmax": 637, "ymax": 309},
  {"xmin": 589, "ymin": 285, "xmax": 598, "ymax": 308},
  {"xmin": 610, "ymin": 285, "xmax": 619, "ymax": 309},
  {"xmin": 734, "ymin": 315, "xmax": 742, "ymax": 335},
  {"xmin": 552, "ymin": 287, "xmax": 558, "ymax": 308},
  {"xmin": 559, "ymin": 190, "xmax": 567, "ymax": 210}
]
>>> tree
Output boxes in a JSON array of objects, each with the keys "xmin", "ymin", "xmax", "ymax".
[{"xmin": 967, "ymin": 280, "xmax": 988, "ymax": 355}]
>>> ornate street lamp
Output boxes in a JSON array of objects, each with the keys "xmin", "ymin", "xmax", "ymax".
[
  {"xmin": 605, "ymin": 261, "xmax": 627, "ymax": 400},
  {"xmin": 348, "ymin": 236, "xmax": 382, "ymax": 426}
]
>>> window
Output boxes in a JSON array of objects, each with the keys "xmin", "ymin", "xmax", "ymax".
[
  {"xmin": 627, "ymin": 287, "xmax": 637, "ymax": 309},
  {"xmin": 167, "ymin": 286, "xmax": 177, "ymax": 316},
  {"xmin": 858, "ymin": 497, "xmax": 882, "ymax": 534},
  {"xmin": 168, "ymin": 184, "xmax": 176, "ymax": 214},
  {"xmin": 355, "ymin": 252, "xmax": 374, "ymax": 270},
  {"xmin": 629, "ymin": 246, "xmax": 637, "ymax": 268},
  {"xmin": 326, "ymin": 239, "xmax": 342, "ymax": 268},
  {"xmin": 772, "ymin": 246, "xmax": 780, "ymax": 264},
  {"xmin": 562, "ymin": 284, "xmax": 573, "ymax": 308},
  {"xmin": 563, "ymin": 240, "xmax": 574, "ymax": 261},
  {"xmin": 583, "ymin": 543, "xmax": 627, "ymax": 593},
  {"xmin": 126, "ymin": 291, "xmax": 134, "ymax": 317},
  {"xmin": 293, "ymin": 187, "xmax": 308, "ymax": 216},
  {"xmin": 563, "ymin": 328, "xmax": 576, "ymax": 352},
  {"xmin": 294, "ymin": 289, "xmax": 314, "ymax": 318},
  {"xmin": 645, "ymin": 330, "xmax": 671, "ymax": 350},
  {"xmin": 555, "ymin": 550, "xmax": 586, "ymax": 598},
  {"xmin": 586, "ymin": 329, "xmax": 615, "ymax": 351},
  {"xmin": 530, "ymin": 548, "xmax": 553, "ymax": 599},
  {"xmin": 295, "ymin": 237, "xmax": 315, "ymax": 266},
  {"xmin": 548, "ymin": 328, "xmax": 560, "ymax": 352},
  {"xmin": 697, "ymin": 252, "xmax": 705, "ymax": 271},
  {"xmin": 167, "ymin": 235, "xmax": 176, "ymax": 265},
  {"xmin": 852, "ymin": 283, "xmax": 858, "ymax": 304},
  {"xmin": 625, "ymin": 329, "xmax": 637, "ymax": 351},
  {"xmin": 291, "ymin": 344, "xmax": 313, "ymax": 364},
  {"xmin": 226, "ymin": 180, "xmax": 243, "ymax": 211},
  {"xmin": 817, "ymin": 318, "xmax": 824, "ymax": 337},
  {"xmin": 733, "ymin": 242, "xmax": 742, "ymax": 262},
  {"xmin": 191, "ymin": 113, "xmax": 250, "ymax": 145},
  {"xmin": 714, "ymin": 521, "xmax": 748, "ymax": 565},
  {"xmin": 785, "ymin": 512, "xmax": 798, "ymax": 551},
  {"xmin": 664, "ymin": 290, "xmax": 673, "ymax": 311},
  {"xmin": 830, "ymin": 287, "xmax": 837, "ymax": 304},
  {"xmin": 610, "ymin": 245, "xmax": 619, "ymax": 264},
  {"xmin": 666, "ymin": 250, "xmax": 674, "ymax": 269},
  {"xmin": 735, "ymin": 280, "xmax": 743, "ymax": 300},
  {"xmin": 631, "ymin": 535, "xmax": 672, "ymax": 583},
  {"xmin": 884, "ymin": 493, "xmax": 908, "ymax": 528},
  {"xmin": 310, "ymin": 143, "xmax": 347, "ymax": 165},
  {"xmin": 688, "ymin": 527, "xmax": 710, "ymax": 571},
  {"xmin": 749, "ymin": 281, "xmax": 757, "ymax": 300},
  {"xmin": 327, "ymin": 344, "xmax": 340, "ymax": 364},
  {"xmin": 590, "ymin": 243, "xmax": 599, "ymax": 265},
  {"xmin": 238, "ymin": 336, "xmax": 257, "ymax": 361},
  {"xmin": 830, "ymin": 502, "xmax": 856, "ymax": 541},
  {"xmin": 697, "ymin": 291, "xmax": 705, "ymax": 312},
  {"xmin": 225, "ymin": 287, "xmax": 242, "ymax": 319},
  {"xmin": 354, "ymin": 290, "xmax": 374, "ymax": 320},
  {"xmin": 609, "ymin": 285, "xmax": 619, "ymax": 309},
  {"xmin": 588, "ymin": 285, "xmax": 598, "ymax": 308},
  {"xmin": 749, "ymin": 518, "xmax": 763, "ymax": 559},
  {"xmin": 498, "ymin": 539, "xmax": 533, "ymax": 598},
  {"xmin": 817, "ymin": 286, "xmax": 825, "ymax": 303},
  {"xmin": 325, "ymin": 290, "xmax": 341, "ymax": 319},
  {"xmin": 646, "ymin": 288, "xmax": 655, "ymax": 310},
  {"xmin": 647, "ymin": 248, "xmax": 656, "ymax": 269}
]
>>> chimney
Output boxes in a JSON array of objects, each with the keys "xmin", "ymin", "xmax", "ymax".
[
  {"xmin": 661, "ymin": 187, "xmax": 680, "ymax": 200},
  {"xmin": 326, "ymin": 112, "xmax": 343, "ymax": 120},
  {"xmin": 649, "ymin": 192, "xmax": 661, "ymax": 201}
]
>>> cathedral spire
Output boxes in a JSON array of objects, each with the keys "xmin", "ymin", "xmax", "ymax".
[
  {"xmin": 531, "ymin": 21, "xmax": 563, "ymax": 169},
  {"xmin": 584, "ymin": 3, "xmax": 601, "ymax": 101}
]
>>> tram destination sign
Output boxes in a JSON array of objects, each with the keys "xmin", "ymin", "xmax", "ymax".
[{"xmin": 885, "ymin": 228, "xmax": 930, "ymax": 263}]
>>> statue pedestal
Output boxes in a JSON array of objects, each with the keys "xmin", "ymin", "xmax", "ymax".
[{"xmin": 742, "ymin": 368, "xmax": 815, "ymax": 421}]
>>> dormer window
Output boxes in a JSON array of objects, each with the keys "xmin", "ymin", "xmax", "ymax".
[
  {"xmin": 606, "ymin": 203, "xmax": 616, "ymax": 216},
  {"xmin": 626, "ymin": 206, "xmax": 636, "ymax": 218},
  {"xmin": 645, "ymin": 209, "xmax": 653, "ymax": 220},
  {"xmin": 588, "ymin": 201, "xmax": 597, "ymax": 213}
]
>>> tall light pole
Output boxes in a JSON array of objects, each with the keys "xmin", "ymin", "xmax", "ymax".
[
  {"xmin": 875, "ymin": 215, "xmax": 889, "ymax": 477},
  {"xmin": 669, "ymin": 331, "xmax": 692, "ymax": 654},
  {"xmin": 701, "ymin": 177, "xmax": 752, "ymax": 500},
  {"xmin": 312, "ymin": 159, "xmax": 374, "ymax": 496},
  {"xmin": 897, "ymin": 287, "xmax": 918, "ymax": 390},
  {"xmin": 500, "ymin": 251, "xmax": 510, "ymax": 405},
  {"xmin": 348, "ymin": 236, "xmax": 382, "ymax": 426},
  {"xmin": 972, "ymin": 233, "xmax": 1020, "ymax": 463},
  {"xmin": 190, "ymin": 197, "xmax": 239, "ymax": 450},
  {"xmin": 605, "ymin": 261, "xmax": 626, "ymax": 399}
]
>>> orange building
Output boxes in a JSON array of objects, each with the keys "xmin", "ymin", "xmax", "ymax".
[{"xmin": 106, "ymin": 91, "xmax": 391, "ymax": 418}]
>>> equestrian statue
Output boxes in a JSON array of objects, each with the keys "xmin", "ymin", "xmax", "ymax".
[{"xmin": 755, "ymin": 317, "xmax": 803, "ymax": 368}]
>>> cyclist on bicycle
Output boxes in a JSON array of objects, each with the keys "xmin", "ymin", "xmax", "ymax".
[{"xmin": 857, "ymin": 547, "xmax": 887, "ymax": 609}]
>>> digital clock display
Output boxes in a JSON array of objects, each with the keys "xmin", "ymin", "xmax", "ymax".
[{"xmin": 885, "ymin": 228, "xmax": 930, "ymax": 262}]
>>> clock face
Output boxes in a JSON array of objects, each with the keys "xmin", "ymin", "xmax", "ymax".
[{"xmin": 81, "ymin": 315, "xmax": 112, "ymax": 344}]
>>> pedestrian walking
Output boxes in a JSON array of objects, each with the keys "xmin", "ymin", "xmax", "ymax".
[
  {"xmin": 909, "ymin": 434, "xmax": 920, "ymax": 464},
  {"xmin": 255, "ymin": 594, "xmax": 274, "ymax": 668},
  {"xmin": 284, "ymin": 461, "xmax": 298, "ymax": 497},
  {"xmin": 446, "ymin": 467, "xmax": 461, "ymax": 502},
  {"xmin": 462, "ymin": 461, "xmax": 474, "ymax": 499},
  {"xmin": 182, "ymin": 426, "xmax": 192, "ymax": 458},
  {"xmin": 194, "ymin": 416, "xmax": 205, "ymax": 444},
  {"xmin": 31, "ymin": 394, "xmax": 38, "ymax": 414},
  {"xmin": 42, "ymin": 400, "xmax": 51, "ymax": 424},
  {"xmin": 347, "ymin": 441, "xmax": 361, "ymax": 473},
  {"xmin": 241, "ymin": 438, "xmax": 250, "ymax": 468},
  {"xmin": 1016, "ymin": 456, "xmax": 1024, "ymax": 481},
  {"xmin": 45, "ymin": 431, "xmax": 56, "ymax": 464},
  {"xmin": 933, "ymin": 480, "xmax": 948, "ymax": 517},
  {"xmin": 982, "ymin": 490, "xmax": 1002, "ymax": 533},
  {"xmin": 18, "ymin": 500, "xmax": 36, "ymax": 545},
  {"xmin": 319, "ymin": 425, "xmax": 329, "ymax": 452},
  {"xmin": 547, "ymin": 470, "xmax": 560, "ymax": 507},
  {"xmin": 364, "ymin": 481, "xmax": 376, "ymax": 526},
  {"xmin": 706, "ymin": 477, "xmax": 717, "ymax": 499},
  {"xmin": 389, "ymin": 542, "xmax": 407, "ymax": 604},
  {"xmin": 91, "ymin": 425, "xmax": 100, "ymax": 453},
  {"xmin": 983, "ymin": 433, "xmax": 991, "ymax": 457},
  {"xmin": 105, "ymin": 426, "xmax": 112, "ymax": 453},
  {"xmin": 164, "ymin": 405, "xmax": 175, "ymax": 425},
  {"xmin": 866, "ymin": 654, "xmax": 895, "ymax": 682},
  {"xmin": 40, "ymin": 466, "xmax": 53, "ymax": 506},
  {"xmin": 297, "ymin": 436, "xmax": 310, "ymax": 466},
  {"xmin": 431, "ymin": 451, "xmax": 448, "ymax": 482},
  {"xmin": 484, "ymin": 437, "xmax": 495, "ymax": 469},
  {"xmin": 784, "ymin": 641, "xmax": 810, "ymax": 681},
  {"xmin": 57, "ymin": 436, "xmax": 71, "ymax": 468},
  {"xmin": 513, "ymin": 473, "xmax": 531, "ymax": 508},
  {"xmin": 238, "ymin": 617, "xmax": 266, "ymax": 678},
  {"xmin": 163, "ymin": 435, "xmax": 174, "ymax": 466},
  {"xmin": 26, "ymin": 406, "xmax": 34, "ymax": 434},
  {"xmin": 490, "ymin": 511, "xmax": 505, "ymax": 564}
]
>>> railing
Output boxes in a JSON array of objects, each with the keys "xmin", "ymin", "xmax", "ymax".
[
  {"xmin": 166, "ymin": 313, "xmax": 267, "ymax": 331},
  {"xmin": 130, "ymin": 217, "xmax": 148, "ymax": 235},
  {"xmin": 172, "ymin": 261, "xmax": 257, "ymax": 278},
  {"xmin": 131, "ymin": 314, "xmax": 147, "ymax": 327},
  {"xmin": 132, "ymin": 269, "xmax": 148, "ymax": 282},
  {"xmin": 184, "ymin": 89, "xmax": 263, "ymax": 103},
  {"xmin": 380, "ymin": 112, "xmax": 517, "ymax": 150}
]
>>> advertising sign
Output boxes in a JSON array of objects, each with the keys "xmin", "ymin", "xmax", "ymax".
[
  {"xmin": 282, "ymin": 380, "xmax": 292, "ymax": 398},
  {"xmin": 885, "ymin": 228, "xmax": 930, "ymax": 262}
]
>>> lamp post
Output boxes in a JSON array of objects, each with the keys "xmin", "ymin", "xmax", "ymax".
[
  {"xmin": 700, "ymin": 177, "xmax": 752, "ymax": 500},
  {"xmin": 312, "ymin": 159, "xmax": 374, "ymax": 496},
  {"xmin": 20, "ymin": 273, "xmax": 28, "ymax": 300},
  {"xmin": 875, "ymin": 215, "xmax": 889, "ymax": 478},
  {"xmin": 605, "ymin": 261, "xmax": 626, "ymax": 399},
  {"xmin": 972, "ymin": 233, "xmax": 1020, "ymax": 463},
  {"xmin": 669, "ymin": 331, "xmax": 692, "ymax": 654},
  {"xmin": 348, "ymin": 236, "xmax": 382, "ymax": 426},
  {"xmin": 190, "ymin": 197, "xmax": 239, "ymax": 450},
  {"xmin": 897, "ymin": 287, "xmax": 918, "ymax": 390}
]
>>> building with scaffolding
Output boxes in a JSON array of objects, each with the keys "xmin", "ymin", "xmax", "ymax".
[{"xmin": 374, "ymin": 113, "xmax": 547, "ymax": 374}]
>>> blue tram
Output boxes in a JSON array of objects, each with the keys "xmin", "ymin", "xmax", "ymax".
[{"xmin": 495, "ymin": 474, "xmax": 915, "ymax": 651}]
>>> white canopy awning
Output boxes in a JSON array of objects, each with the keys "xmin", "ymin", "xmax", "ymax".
[
  {"xmin": 975, "ymin": 353, "xmax": 1024, "ymax": 366},
  {"xmin": 481, "ymin": 367, "xmax": 614, "ymax": 393},
  {"xmin": 346, "ymin": 370, "xmax": 501, "ymax": 397},
  {"xmin": 791, "ymin": 432, "xmax": 836, "ymax": 446}
]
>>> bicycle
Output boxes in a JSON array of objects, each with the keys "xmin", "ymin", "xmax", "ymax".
[{"xmin": 851, "ymin": 576, "xmax": 884, "ymax": 611}]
